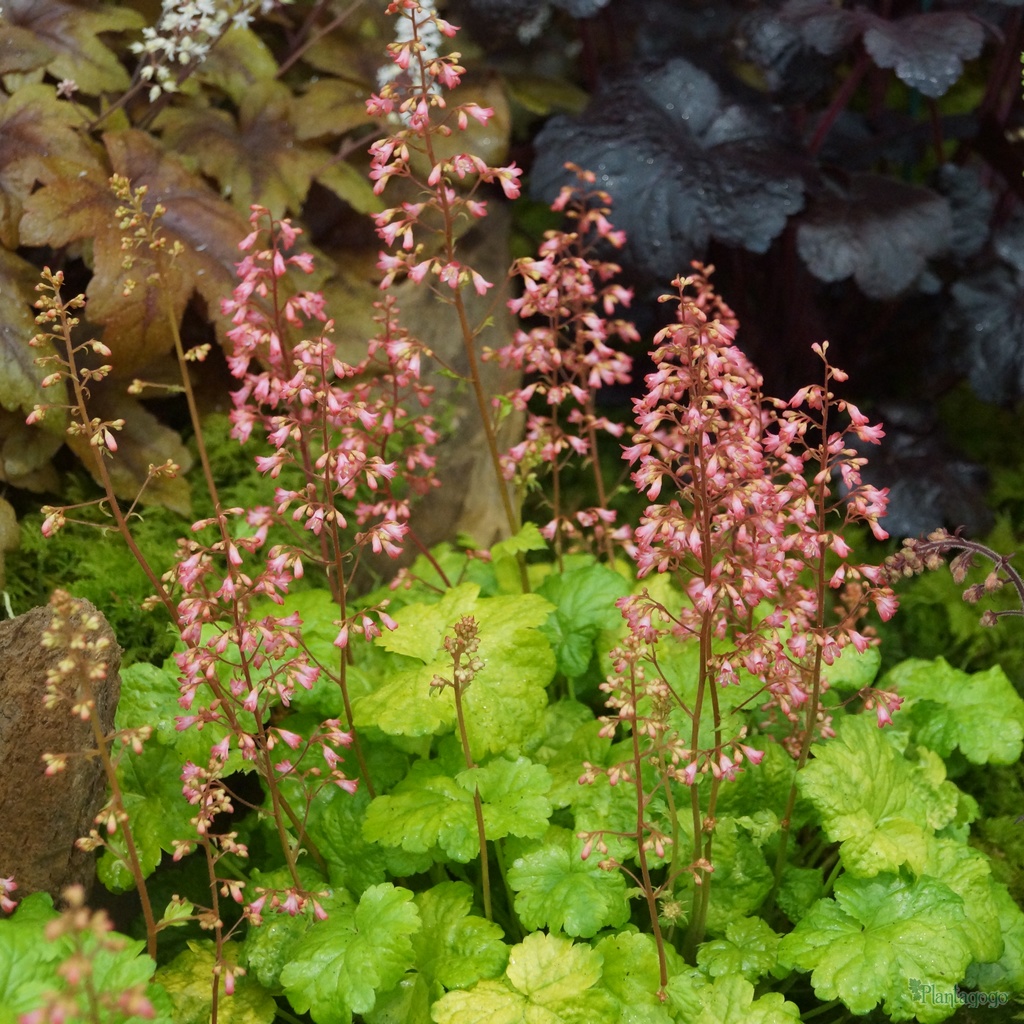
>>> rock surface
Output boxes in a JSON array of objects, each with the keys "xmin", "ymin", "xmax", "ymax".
[{"xmin": 0, "ymin": 598, "xmax": 121, "ymax": 899}]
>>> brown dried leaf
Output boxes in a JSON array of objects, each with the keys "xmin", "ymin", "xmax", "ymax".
[
  {"xmin": 294, "ymin": 77, "xmax": 373, "ymax": 140},
  {"xmin": 0, "ymin": 409, "xmax": 63, "ymax": 491},
  {"xmin": 3, "ymin": 0, "xmax": 144, "ymax": 95},
  {"xmin": 0, "ymin": 83, "xmax": 102, "ymax": 246},
  {"xmin": 193, "ymin": 25, "xmax": 278, "ymax": 104},
  {"xmin": 0, "ymin": 248, "xmax": 62, "ymax": 419},
  {"xmin": 155, "ymin": 79, "xmax": 331, "ymax": 217},
  {"xmin": 63, "ymin": 390, "xmax": 193, "ymax": 515},
  {"xmin": 19, "ymin": 130, "xmax": 248, "ymax": 374},
  {"xmin": 0, "ymin": 23, "xmax": 55, "ymax": 76}
]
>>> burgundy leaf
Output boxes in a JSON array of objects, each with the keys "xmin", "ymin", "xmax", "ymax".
[
  {"xmin": 797, "ymin": 172, "xmax": 951, "ymax": 299},
  {"xmin": 531, "ymin": 59, "xmax": 806, "ymax": 280},
  {"xmin": 861, "ymin": 11, "xmax": 986, "ymax": 98}
]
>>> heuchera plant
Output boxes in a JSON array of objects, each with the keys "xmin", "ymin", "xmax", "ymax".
[{"xmin": 3, "ymin": 3, "xmax": 1024, "ymax": 1024}]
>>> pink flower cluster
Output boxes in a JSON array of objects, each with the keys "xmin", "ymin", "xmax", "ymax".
[
  {"xmin": 614, "ymin": 266, "xmax": 897, "ymax": 752},
  {"xmin": 491, "ymin": 165, "xmax": 639, "ymax": 558},
  {"xmin": 367, "ymin": 1, "xmax": 522, "ymax": 298}
]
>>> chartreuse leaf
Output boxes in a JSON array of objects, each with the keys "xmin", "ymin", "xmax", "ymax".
[
  {"xmin": 506, "ymin": 826, "xmax": 630, "ymax": 937},
  {"xmin": 779, "ymin": 873, "xmax": 973, "ymax": 1022},
  {"xmin": 459, "ymin": 757, "xmax": 553, "ymax": 842},
  {"xmin": 594, "ymin": 932, "xmax": 678, "ymax": 1024},
  {"xmin": 921, "ymin": 838, "xmax": 1003, "ymax": 964},
  {"xmin": 964, "ymin": 883, "xmax": 1024, "ymax": 994},
  {"xmin": 363, "ymin": 757, "xmax": 477, "ymax": 862},
  {"xmin": 538, "ymin": 562, "xmax": 629, "ymax": 678},
  {"xmin": 376, "ymin": 583, "xmax": 481, "ymax": 662},
  {"xmin": 364, "ymin": 753, "xmax": 554, "ymax": 863},
  {"xmin": 823, "ymin": 641, "xmax": 882, "ymax": 692},
  {"xmin": 412, "ymin": 882, "xmax": 508, "ymax": 992},
  {"xmin": 432, "ymin": 932, "xmax": 617, "ymax": 1024},
  {"xmin": 157, "ymin": 940, "xmax": 275, "ymax": 1024},
  {"xmin": 462, "ymin": 593, "xmax": 556, "ymax": 759},
  {"xmin": 279, "ymin": 883, "xmax": 420, "ymax": 1024},
  {"xmin": 357, "ymin": 584, "xmax": 555, "ymax": 758},
  {"xmin": 882, "ymin": 657, "xmax": 1024, "ymax": 765},
  {"xmin": 666, "ymin": 969, "xmax": 801, "ymax": 1024},
  {"xmin": 796, "ymin": 713, "xmax": 960, "ymax": 877},
  {"xmin": 697, "ymin": 916, "xmax": 785, "ymax": 983}
]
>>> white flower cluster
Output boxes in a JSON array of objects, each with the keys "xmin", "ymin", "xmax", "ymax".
[{"xmin": 131, "ymin": 0, "xmax": 290, "ymax": 102}]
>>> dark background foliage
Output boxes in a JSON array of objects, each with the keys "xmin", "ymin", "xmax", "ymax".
[{"xmin": 453, "ymin": 0, "xmax": 1024, "ymax": 537}]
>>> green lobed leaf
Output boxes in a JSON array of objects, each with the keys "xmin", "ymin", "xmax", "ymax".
[
  {"xmin": 362, "ymin": 758, "xmax": 478, "ymax": 862},
  {"xmin": 883, "ymin": 657, "xmax": 1024, "ymax": 765},
  {"xmin": 537, "ymin": 562, "xmax": 630, "ymax": 678},
  {"xmin": 356, "ymin": 586, "xmax": 556, "ymax": 759},
  {"xmin": 459, "ymin": 757, "xmax": 553, "ymax": 842},
  {"xmin": 822, "ymin": 641, "xmax": 882, "ymax": 692},
  {"xmin": 375, "ymin": 583, "xmax": 481, "ymax": 663},
  {"xmin": 796, "ymin": 713, "xmax": 961, "ymax": 877},
  {"xmin": 304, "ymin": 783, "xmax": 432, "ymax": 895},
  {"xmin": 97, "ymin": 741, "xmax": 199, "ymax": 891},
  {"xmin": 117, "ymin": 661, "xmax": 247, "ymax": 769},
  {"xmin": 433, "ymin": 932, "xmax": 618, "ymax": 1024},
  {"xmin": 697, "ymin": 916, "xmax": 785, "ymax": 983},
  {"xmin": 593, "ymin": 932, "xmax": 679, "ymax": 1024},
  {"xmin": 779, "ymin": 873, "xmax": 974, "ymax": 1022},
  {"xmin": 412, "ymin": 881, "xmax": 508, "ymax": 992},
  {"xmin": 279, "ymin": 883, "xmax": 420, "ymax": 1024},
  {"xmin": 0, "ymin": 893, "xmax": 173, "ymax": 1024},
  {"xmin": 666, "ymin": 969, "xmax": 801, "ymax": 1024},
  {"xmin": 685, "ymin": 816, "xmax": 774, "ymax": 935},
  {"xmin": 963, "ymin": 883, "xmax": 1024, "ymax": 994},
  {"xmin": 0, "ymin": 894, "xmax": 68, "ymax": 1024},
  {"xmin": 920, "ymin": 837, "xmax": 1003, "ymax": 964},
  {"xmin": 775, "ymin": 865, "xmax": 825, "ymax": 926},
  {"xmin": 506, "ymin": 826, "xmax": 630, "ymax": 937},
  {"xmin": 241, "ymin": 867, "xmax": 338, "ymax": 992}
]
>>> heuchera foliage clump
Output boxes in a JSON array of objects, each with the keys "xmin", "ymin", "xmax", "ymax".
[{"xmin": 3, "ymin": 3, "xmax": 1024, "ymax": 1024}]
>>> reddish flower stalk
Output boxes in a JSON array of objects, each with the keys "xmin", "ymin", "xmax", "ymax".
[
  {"xmin": 430, "ymin": 616, "xmax": 492, "ymax": 919},
  {"xmin": 367, "ymin": 0, "xmax": 525, "ymax": 572},
  {"xmin": 493, "ymin": 163, "xmax": 639, "ymax": 567}
]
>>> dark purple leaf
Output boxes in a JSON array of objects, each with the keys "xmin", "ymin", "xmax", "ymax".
[
  {"xmin": 933, "ymin": 166, "xmax": 996, "ymax": 264},
  {"xmin": 551, "ymin": 0, "xmax": 611, "ymax": 17},
  {"xmin": 796, "ymin": 172, "xmax": 951, "ymax": 299},
  {"xmin": 861, "ymin": 11, "xmax": 985, "ymax": 98},
  {"xmin": 993, "ymin": 214, "xmax": 1024, "ymax": 273},
  {"xmin": 738, "ymin": 7, "xmax": 833, "ymax": 101},
  {"xmin": 846, "ymin": 404, "xmax": 992, "ymax": 538},
  {"xmin": 778, "ymin": 0, "xmax": 864, "ymax": 55},
  {"xmin": 531, "ymin": 58, "xmax": 806, "ymax": 280},
  {"xmin": 952, "ymin": 266, "xmax": 1024, "ymax": 403}
]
